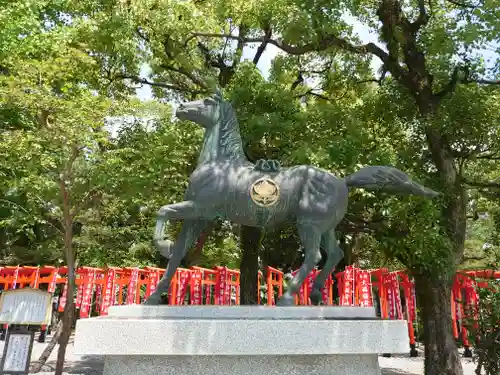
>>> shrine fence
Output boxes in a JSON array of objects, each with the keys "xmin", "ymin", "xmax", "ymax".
[{"xmin": 0, "ymin": 265, "xmax": 498, "ymax": 351}]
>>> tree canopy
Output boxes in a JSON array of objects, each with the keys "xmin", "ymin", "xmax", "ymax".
[{"xmin": 0, "ymin": 1, "xmax": 499, "ymax": 374}]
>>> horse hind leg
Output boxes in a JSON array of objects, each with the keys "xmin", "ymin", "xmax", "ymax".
[
  {"xmin": 144, "ymin": 219, "xmax": 209, "ymax": 305},
  {"xmin": 310, "ymin": 229, "xmax": 344, "ymax": 306},
  {"xmin": 276, "ymin": 223, "xmax": 322, "ymax": 306}
]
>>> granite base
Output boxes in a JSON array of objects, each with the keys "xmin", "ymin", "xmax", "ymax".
[
  {"xmin": 74, "ymin": 305, "xmax": 409, "ymax": 375},
  {"xmin": 103, "ymin": 354, "xmax": 380, "ymax": 375}
]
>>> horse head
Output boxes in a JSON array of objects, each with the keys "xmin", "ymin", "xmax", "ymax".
[{"xmin": 175, "ymin": 89, "xmax": 224, "ymax": 128}]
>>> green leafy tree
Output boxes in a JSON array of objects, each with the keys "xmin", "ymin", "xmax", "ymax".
[
  {"xmin": 0, "ymin": 3, "xmax": 142, "ymax": 372},
  {"xmin": 468, "ymin": 279, "xmax": 500, "ymax": 375},
  {"xmin": 18, "ymin": 2, "xmax": 499, "ymax": 375},
  {"xmin": 75, "ymin": 0, "xmax": 384, "ymax": 304}
]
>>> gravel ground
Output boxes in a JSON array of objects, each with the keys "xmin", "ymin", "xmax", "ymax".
[
  {"xmin": 0, "ymin": 334, "xmax": 480, "ymax": 375},
  {"xmin": 378, "ymin": 352, "xmax": 479, "ymax": 375}
]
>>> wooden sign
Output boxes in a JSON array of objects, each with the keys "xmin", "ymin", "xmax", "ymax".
[
  {"xmin": 0, "ymin": 328, "xmax": 34, "ymax": 374},
  {"xmin": 0, "ymin": 289, "xmax": 52, "ymax": 325}
]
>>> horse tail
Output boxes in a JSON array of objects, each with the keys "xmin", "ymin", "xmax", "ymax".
[{"xmin": 344, "ymin": 166, "xmax": 438, "ymax": 198}]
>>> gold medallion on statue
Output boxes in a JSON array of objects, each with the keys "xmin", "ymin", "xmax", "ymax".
[{"xmin": 250, "ymin": 177, "xmax": 280, "ymax": 207}]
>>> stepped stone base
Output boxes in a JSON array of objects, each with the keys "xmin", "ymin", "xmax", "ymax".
[{"xmin": 74, "ymin": 305, "xmax": 409, "ymax": 375}]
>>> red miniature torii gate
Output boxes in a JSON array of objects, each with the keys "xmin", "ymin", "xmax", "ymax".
[{"xmin": 0, "ymin": 264, "xmax": 497, "ymax": 353}]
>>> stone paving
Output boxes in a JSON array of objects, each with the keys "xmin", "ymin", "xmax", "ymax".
[{"xmin": 0, "ymin": 334, "xmax": 480, "ymax": 375}]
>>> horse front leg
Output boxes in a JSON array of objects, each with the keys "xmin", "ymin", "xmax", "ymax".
[
  {"xmin": 153, "ymin": 216, "xmax": 174, "ymax": 258},
  {"xmin": 145, "ymin": 218, "xmax": 209, "ymax": 305},
  {"xmin": 153, "ymin": 201, "xmax": 203, "ymax": 258},
  {"xmin": 145, "ymin": 200, "xmax": 209, "ymax": 305}
]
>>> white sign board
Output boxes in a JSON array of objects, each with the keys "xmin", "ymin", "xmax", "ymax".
[
  {"xmin": 0, "ymin": 289, "xmax": 52, "ymax": 325},
  {"xmin": 1, "ymin": 332, "xmax": 33, "ymax": 373}
]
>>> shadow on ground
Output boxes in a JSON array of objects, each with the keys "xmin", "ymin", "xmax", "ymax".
[
  {"xmin": 33, "ymin": 362, "xmax": 417, "ymax": 375},
  {"xmin": 34, "ymin": 358, "xmax": 104, "ymax": 375},
  {"xmin": 382, "ymin": 369, "xmax": 417, "ymax": 375},
  {"xmin": 32, "ymin": 361, "xmax": 418, "ymax": 375}
]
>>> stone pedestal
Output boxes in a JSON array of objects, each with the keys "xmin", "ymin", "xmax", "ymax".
[{"xmin": 74, "ymin": 305, "xmax": 409, "ymax": 375}]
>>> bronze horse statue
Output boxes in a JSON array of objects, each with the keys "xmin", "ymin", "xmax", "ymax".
[{"xmin": 144, "ymin": 90, "xmax": 437, "ymax": 306}]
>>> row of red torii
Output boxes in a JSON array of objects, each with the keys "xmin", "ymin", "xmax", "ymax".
[{"xmin": 0, "ymin": 265, "xmax": 498, "ymax": 350}]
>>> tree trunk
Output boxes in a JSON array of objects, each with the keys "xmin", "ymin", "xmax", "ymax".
[
  {"xmin": 335, "ymin": 234, "xmax": 355, "ymax": 271},
  {"xmin": 415, "ymin": 274, "xmax": 464, "ymax": 375},
  {"xmin": 416, "ymin": 95, "xmax": 466, "ymax": 374},
  {"xmin": 54, "ymin": 269, "xmax": 75, "ymax": 375},
  {"xmin": 30, "ymin": 321, "xmax": 63, "ymax": 373},
  {"xmin": 239, "ymin": 225, "xmax": 263, "ymax": 304},
  {"xmin": 55, "ymin": 178, "xmax": 76, "ymax": 375},
  {"xmin": 183, "ymin": 231, "xmax": 208, "ymax": 267}
]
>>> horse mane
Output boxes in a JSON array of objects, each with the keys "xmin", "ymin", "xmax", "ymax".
[{"xmin": 217, "ymin": 99, "xmax": 246, "ymax": 161}]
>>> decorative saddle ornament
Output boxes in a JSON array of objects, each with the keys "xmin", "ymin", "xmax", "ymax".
[
  {"xmin": 250, "ymin": 177, "xmax": 280, "ymax": 207},
  {"xmin": 253, "ymin": 159, "xmax": 281, "ymax": 173}
]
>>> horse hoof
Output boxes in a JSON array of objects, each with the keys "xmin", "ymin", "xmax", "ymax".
[
  {"xmin": 143, "ymin": 296, "xmax": 161, "ymax": 305},
  {"xmin": 276, "ymin": 295, "xmax": 295, "ymax": 306},
  {"xmin": 309, "ymin": 289, "xmax": 323, "ymax": 305}
]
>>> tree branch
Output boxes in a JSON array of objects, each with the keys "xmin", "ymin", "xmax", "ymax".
[
  {"xmin": 463, "ymin": 255, "xmax": 488, "ymax": 261},
  {"xmin": 462, "ymin": 178, "xmax": 500, "ymax": 190},
  {"xmin": 159, "ymin": 63, "xmax": 208, "ymax": 89},
  {"xmin": 136, "ymin": 27, "xmax": 150, "ymax": 43},
  {"xmin": 434, "ymin": 65, "xmax": 468, "ymax": 99},
  {"xmin": 115, "ymin": 74, "xmax": 207, "ymax": 95},
  {"xmin": 234, "ymin": 25, "xmax": 247, "ymax": 67},
  {"xmin": 445, "ymin": 0, "xmax": 480, "ymax": 8},
  {"xmin": 159, "ymin": 35, "xmax": 209, "ymax": 89},
  {"xmin": 36, "ymin": 109, "xmax": 52, "ymax": 128},
  {"xmin": 60, "ymin": 145, "xmax": 80, "ymax": 182},
  {"xmin": 195, "ymin": 41, "xmax": 235, "ymax": 87},
  {"xmin": 252, "ymin": 22, "xmax": 272, "ymax": 65},
  {"xmin": 190, "ymin": 32, "xmax": 390, "ymax": 64},
  {"xmin": 71, "ymin": 189, "xmax": 102, "ymax": 218},
  {"xmin": 435, "ymin": 65, "xmax": 500, "ymax": 100},
  {"xmin": 476, "ymin": 153, "xmax": 500, "ymax": 160},
  {"xmin": 197, "ymin": 41, "xmax": 222, "ymax": 69},
  {"xmin": 293, "ymin": 75, "xmax": 383, "ymax": 101},
  {"xmin": 294, "ymin": 89, "xmax": 333, "ymax": 102},
  {"xmin": 290, "ymin": 71, "xmax": 304, "ymax": 91},
  {"xmin": 189, "ymin": 30, "xmax": 417, "ymax": 89},
  {"xmin": 465, "ymin": 78, "xmax": 500, "ymax": 85},
  {"xmin": 338, "ymin": 215, "xmax": 403, "ymax": 236},
  {"xmin": 0, "ymin": 199, "xmax": 64, "ymax": 236},
  {"xmin": 357, "ymin": 78, "xmax": 385, "ymax": 86},
  {"xmin": 411, "ymin": 0, "xmax": 430, "ymax": 32}
]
